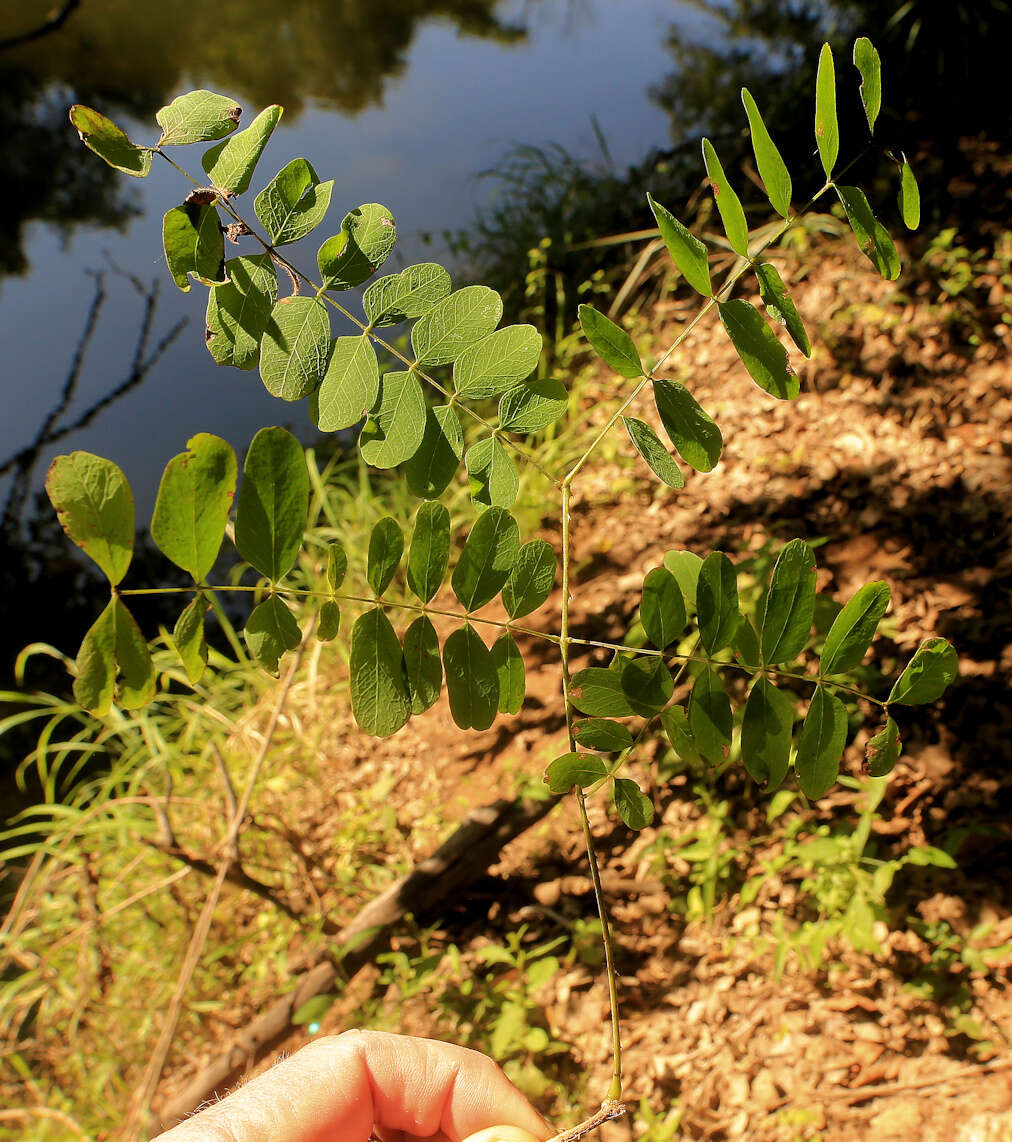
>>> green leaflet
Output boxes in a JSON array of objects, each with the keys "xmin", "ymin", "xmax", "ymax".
[
  {"xmin": 697, "ymin": 551, "xmax": 741, "ymax": 655},
  {"xmin": 759, "ymin": 539, "xmax": 817, "ymax": 665},
  {"xmin": 574, "ymin": 718, "xmax": 634, "ymax": 753},
  {"xmin": 350, "ymin": 608, "xmax": 411, "ymax": 738},
  {"xmin": 259, "ymin": 297, "xmax": 330, "ymax": 401},
  {"xmin": 411, "ymin": 286, "xmax": 503, "ymax": 367},
  {"xmin": 835, "ymin": 186, "xmax": 901, "ymax": 281},
  {"xmin": 740, "ymin": 89, "xmax": 791, "ymax": 219},
  {"xmin": 69, "ymin": 105, "xmax": 152, "ymax": 177},
  {"xmin": 316, "ymin": 600, "xmax": 341, "ymax": 642},
  {"xmin": 623, "ymin": 417, "xmax": 684, "ymax": 490},
  {"xmin": 498, "ymin": 378, "xmax": 568, "ymax": 434},
  {"xmin": 171, "ymin": 595, "xmax": 210, "ymax": 684},
  {"xmin": 254, "ymin": 158, "xmax": 334, "ymax": 246},
  {"xmin": 46, "ymin": 451, "xmax": 134, "ymax": 585},
  {"xmin": 734, "ymin": 616, "xmax": 761, "ymax": 671},
  {"xmin": 201, "ymin": 104, "xmax": 282, "ymax": 195},
  {"xmin": 755, "ymin": 263, "xmax": 811, "ymax": 358},
  {"xmin": 545, "ymin": 752, "xmax": 608, "ymax": 795},
  {"xmin": 621, "ymin": 656, "xmax": 673, "ymax": 717},
  {"xmin": 404, "ymin": 405, "xmax": 463, "ymax": 500},
  {"xmin": 364, "ymin": 263, "xmax": 452, "ymax": 328},
  {"xmin": 326, "ymin": 542, "xmax": 348, "ymax": 592},
  {"xmin": 156, "ymin": 90, "xmax": 241, "ymax": 146},
  {"xmin": 718, "ymin": 299, "xmax": 799, "ymax": 400},
  {"xmin": 898, "ymin": 159, "xmax": 921, "ymax": 231},
  {"xmin": 688, "ymin": 667, "xmax": 732, "ymax": 763},
  {"xmin": 640, "ymin": 567, "xmax": 686, "ymax": 650},
  {"xmin": 359, "ymin": 371, "xmax": 427, "ymax": 469},
  {"xmin": 318, "ymin": 203, "xmax": 397, "ymax": 290},
  {"xmin": 614, "ymin": 777, "xmax": 653, "ymax": 830},
  {"xmin": 151, "ymin": 433, "xmax": 237, "ymax": 582},
  {"xmin": 663, "ymin": 550, "xmax": 702, "ymax": 609},
  {"xmin": 796, "ymin": 685, "xmax": 848, "ymax": 799},
  {"xmin": 701, "ymin": 137, "xmax": 749, "ymax": 258},
  {"xmin": 814, "ymin": 43, "xmax": 839, "ymax": 178},
  {"xmin": 244, "ymin": 594, "xmax": 301, "ymax": 674},
  {"xmin": 502, "ymin": 539, "xmax": 556, "ymax": 619},
  {"xmin": 888, "ymin": 638, "xmax": 958, "ymax": 705},
  {"xmin": 491, "ymin": 632, "xmax": 525, "ymax": 715},
  {"xmin": 653, "ymin": 379, "xmax": 723, "ymax": 472},
  {"xmin": 205, "ymin": 254, "xmax": 277, "ymax": 370},
  {"xmin": 577, "ymin": 304, "xmax": 643, "ymax": 379},
  {"xmin": 465, "ymin": 436, "xmax": 519, "ymax": 510},
  {"xmin": 315, "ymin": 335, "xmax": 380, "ymax": 431},
  {"xmin": 443, "ymin": 625, "xmax": 498, "ymax": 731},
  {"xmin": 660, "ymin": 705, "xmax": 702, "ymax": 765},
  {"xmin": 407, "ymin": 501, "xmax": 450, "ymax": 604},
  {"xmin": 367, "ymin": 517, "xmax": 404, "ymax": 596},
  {"xmin": 865, "ymin": 716, "xmax": 901, "ymax": 777},
  {"xmin": 853, "ymin": 37, "xmax": 882, "ymax": 135},
  {"xmin": 454, "ymin": 325, "xmax": 542, "ymax": 399},
  {"xmin": 646, "ymin": 192, "xmax": 712, "ymax": 297},
  {"xmin": 74, "ymin": 598, "xmax": 155, "ymax": 713},
  {"xmin": 403, "ymin": 615, "xmax": 442, "ymax": 714},
  {"xmin": 741, "ymin": 677, "xmax": 794, "ymax": 790},
  {"xmin": 234, "ymin": 426, "xmax": 309, "ymax": 582},
  {"xmin": 570, "ymin": 667, "xmax": 634, "ymax": 718},
  {"xmin": 163, "ymin": 203, "xmax": 226, "ymax": 292},
  {"xmin": 451, "ymin": 507, "xmax": 519, "ymax": 612},
  {"xmin": 820, "ymin": 581, "xmax": 890, "ymax": 675}
]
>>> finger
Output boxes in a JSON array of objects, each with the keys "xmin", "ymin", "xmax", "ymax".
[{"xmin": 156, "ymin": 1029, "xmax": 551, "ymax": 1142}]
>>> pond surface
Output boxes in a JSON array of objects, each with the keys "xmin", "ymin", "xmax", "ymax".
[{"xmin": 1, "ymin": 0, "xmax": 717, "ymax": 523}]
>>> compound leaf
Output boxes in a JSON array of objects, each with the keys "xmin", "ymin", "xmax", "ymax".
[
  {"xmin": 574, "ymin": 718, "xmax": 634, "ymax": 753},
  {"xmin": 740, "ymin": 88, "xmax": 791, "ymax": 218},
  {"xmin": 502, "ymin": 539, "xmax": 556, "ymax": 619},
  {"xmin": 205, "ymin": 254, "xmax": 277, "ymax": 369},
  {"xmin": 835, "ymin": 185, "xmax": 901, "ymax": 280},
  {"xmin": 443, "ymin": 624, "xmax": 498, "ymax": 731},
  {"xmin": 888, "ymin": 638, "xmax": 958, "ymax": 705},
  {"xmin": 318, "ymin": 203, "xmax": 397, "ymax": 291},
  {"xmin": 821, "ymin": 580, "xmax": 890, "ymax": 675},
  {"xmin": 254, "ymin": 158, "xmax": 333, "ymax": 246},
  {"xmin": 742, "ymin": 677, "xmax": 794, "ymax": 789},
  {"xmin": 702, "ymin": 137, "xmax": 749, "ymax": 257},
  {"xmin": 578, "ymin": 304, "xmax": 642, "ymax": 379},
  {"xmin": 719, "ymin": 299, "xmax": 799, "ymax": 400},
  {"xmin": 69, "ymin": 105, "xmax": 152, "ymax": 177},
  {"xmin": 259, "ymin": 296, "xmax": 330, "ymax": 401},
  {"xmin": 244, "ymin": 594, "xmax": 301, "ymax": 675},
  {"xmin": 359, "ymin": 370, "xmax": 427, "ymax": 469},
  {"xmin": 350, "ymin": 607, "xmax": 410, "ymax": 737},
  {"xmin": 796, "ymin": 685, "xmax": 847, "ymax": 799},
  {"xmin": 407, "ymin": 501, "xmax": 450, "ymax": 604},
  {"xmin": 755, "ymin": 263, "xmax": 811, "ymax": 358},
  {"xmin": 412, "ymin": 286, "xmax": 502, "ymax": 367},
  {"xmin": 640, "ymin": 567, "xmax": 686, "ymax": 650},
  {"xmin": 865, "ymin": 716, "xmax": 901, "ymax": 777},
  {"xmin": 815, "ymin": 43, "xmax": 839, "ymax": 177},
  {"xmin": 163, "ymin": 203, "xmax": 225, "ymax": 292},
  {"xmin": 314, "ymin": 335, "xmax": 379, "ymax": 431},
  {"xmin": 171, "ymin": 595, "xmax": 210, "ymax": 684},
  {"xmin": 367, "ymin": 517, "xmax": 404, "ymax": 596},
  {"xmin": 614, "ymin": 777, "xmax": 653, "ymax": 830},
  {"xmin": 571, "ymin": 667, "xmax": 634, "ymax": 717},
  {"xmin": 623, "ymin": 417, "xmax": 684, "ymax": 489},
  {"xmin": 653, "ymin": 379, "xmax": 723, "ymax": 471},
  {"xmin": 151, "ymin": 433, "xmax": 237, "ymax": 581},
  {"xmin": 156, "ymin": 90, "xmax": 241, "ymax": 146},
  {"xmin": 499, "ymin": 378, "xmax": 568, "ymax": 433},
  {"xmin": 491, "ymin": 632, "xmax": 525, "ymax": 715},
  {"xmin": 46, "ymin": 452, "xmax": 134, "ymax": 585},
  {"xmin": 647, "ymin": 192, "xmax": 712, "ymax": 297},
  {"xmin": 697, "ymin": 551, "xmax": 741, "ymax": 655},
  {"xmin": 455, "ymin": 325, "xmax": 542, "ymax": 399},
  {"xmin": 234, "ymin": 426, "xmax": 309, "ymax": 582},
  {"xmin": 545, "ymin": 752, "xmax": 608, "ymax": 794},
  {"xmin": 201, "ymin": 104, "xmax": 282, "ymax": 195},
  {"xmin": 364, "ymin": 262, "xmax": 451, "ymax": 327},
  {"xmin": 621, "ymin": 655, "xmax": 674, "ymax": 717},
  {"xmin": 465, "ymin": 436, "xmax": 518, "ymax": 510},
  {"xmin": 853, "ymin": 37, "xmax": 882, "ymax": 135},
  {"xmin": 688, "ymin": 667, "xmax": 732, "ymax": 763},
  {"xmin": 759, "ymin": 539, "xmax": 817, "ymax": 665},
  {"xmin": 451, "ymin": 506, "xmax": 519, "ymax": 612},
  {"xmin": 404, "ymin": 404, "xmax": 462, "ymax": 499},
  {"xmin": 403, "ymin": 615, "xmax": 442, "ymax": 714}
]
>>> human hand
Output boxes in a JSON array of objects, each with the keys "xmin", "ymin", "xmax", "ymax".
[{"xmin": 156, "ymin": 1029, "xmax": 549, "ymax": 1142}]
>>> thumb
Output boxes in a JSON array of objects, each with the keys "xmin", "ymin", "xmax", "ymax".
[{"xmin": 462, "ymin": 1130, "xmax": 546, "ymax": 1142}]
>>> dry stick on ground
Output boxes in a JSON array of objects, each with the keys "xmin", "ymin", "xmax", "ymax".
[
  {"xmin": 153, "ymin": 792, "xmax": 559, "ymax": 1131},
  {"xmin": 121, "ymin": 624, "xmax": 315, "ymax": 1142}
]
